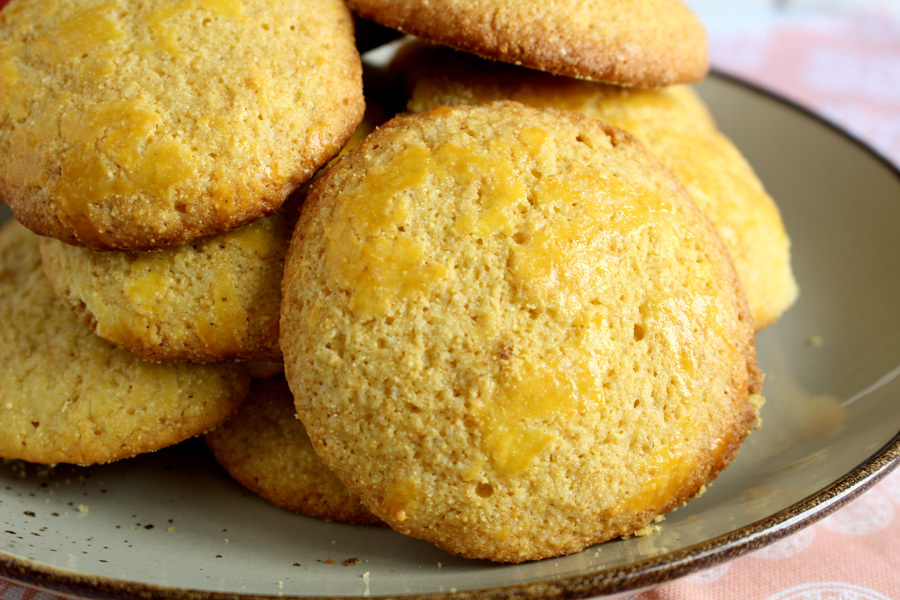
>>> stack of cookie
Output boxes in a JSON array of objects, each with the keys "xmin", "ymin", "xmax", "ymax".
[
  {"xmin": 0, "ymin": 0, "xmax": 795, "ymax": 563},
  {"xmin": 0, "ymin": 0, "xmax": 364, "ymax": 462}
]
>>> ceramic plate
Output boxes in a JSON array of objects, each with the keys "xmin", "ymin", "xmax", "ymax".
[{"xmin": 2, "ymin": 72, "xmax": 900, "ymax": 600}]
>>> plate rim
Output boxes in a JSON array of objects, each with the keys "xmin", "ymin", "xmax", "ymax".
[{"xmin": 3, "ymin": 70, "xmax": 900, "ymax": 600}]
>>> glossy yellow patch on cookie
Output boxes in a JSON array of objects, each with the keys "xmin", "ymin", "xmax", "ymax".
[
  {"xmin": 380, "ymin": 479, "xmax": 420, "ymax": 522},
  {"xmin": 479, "ymin": 355, "xmax": 595, "ymax": 477}
]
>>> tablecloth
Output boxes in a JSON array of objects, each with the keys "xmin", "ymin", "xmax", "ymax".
[{"xmin": 2, "ymin": 3, "xmax": 899, "ymax": 600}]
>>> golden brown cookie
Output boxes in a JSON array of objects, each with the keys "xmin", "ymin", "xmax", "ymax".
[
  {"xmin": 347, "ymin": 0, "xmax": 707, "ymax": 86},
  {"xmin": 0, "ymin": 221, "xmax": 251, "ymax": 466},
  {"xmin": 404, "ymin": 47, "xmax": 798, "ymax": 329},
  {"xmin": 39, "ymin": 203, "xmax": 296, "ymax": 363},
  {"xmin": 205, "ymin": 376, "xmax": 379, "ymax": 525},
  {"xmin": 280, "ymin": 102, "xmax": 763, "ymax": 562},
  {"xmin": 0, "ymin": 0, "xmax": 364, "ymax": 250}
]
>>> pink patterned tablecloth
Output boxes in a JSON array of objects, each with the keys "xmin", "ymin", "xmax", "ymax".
[
  {"xmin": 641, "ymin": 467, "xmax": 900, "ymax": 599},
  {"xmin": 706, "ymin": 5, "xmax": 900, "ymax": 167},
  {"xmin": 2, "ymin": 4, "xmax": 899, "ymax": 600}
]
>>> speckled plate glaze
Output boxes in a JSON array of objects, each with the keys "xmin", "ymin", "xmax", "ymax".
[{"xmin": 2, "ymin": 72, "xmax": 900, "ymax": 600}]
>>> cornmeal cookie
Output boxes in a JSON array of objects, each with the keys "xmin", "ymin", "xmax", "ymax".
[
  {"xmin": 0, "ymin": 0, "xmax": 364, "ymax": 250},
  {"xmin": 0, "ymin": 221, "xmax": 251, "ymax": 466},
  {"xmin": 347, "ymin": 0, "xmax": 707, "ymax": 86},
  {"xmin": 40, "ymin": 202, "xmax": 296, "ymax": 363},
  {"xmin": 206, "ymin": 376, "xmax": 379, "ymax": 525},
  {"xmin": 404, "ymin": 48, "xmax": 798, "ymax": 329},
  {"xmin": 281, "ymin": 102, "xmax": 763, "ymax": 562}
]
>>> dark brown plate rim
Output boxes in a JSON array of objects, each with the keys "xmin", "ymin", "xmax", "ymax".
[{"xmin": 2, "ymin": 71, "xmax": 900, "ymax": 600}]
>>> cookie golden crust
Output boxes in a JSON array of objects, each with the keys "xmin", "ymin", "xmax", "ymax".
[
  {"xmin": 0, "ymin": 0, "xmax": 364, "ymax": 251},
  {"xmin": 0, "ymin": 221, "xmax": 251, "ymax": 466},
  {"xmin": 404, "ymin": 47, "xmax": 798, "ymax": 329},
  {"xmin": 205, "ymin": 376, "xmax": 380, "ymax": 525},
  {"xmin": 281, "ymin": 102, "xmax": 762, "ymax": 562},
  {"xmin": 347, "ymin": 0, "xmax": 707, "ymax": 87},
  {"xmin": 39, "ymin": 204, "xmax": 296, "ymax": 363}
]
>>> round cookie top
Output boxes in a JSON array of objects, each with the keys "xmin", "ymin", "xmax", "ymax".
[
  {"xmin": 280, "ymin": 102, "xmax": 763, "ymax": 562},
  {"xmin": 403, "ymin": 47, "xmax": 798, "ymax": 329},
  {"xmin": 39, "ymin": 202, "xmax": 296, "ymax": 363},
  {"xmin": 347, "ymin": 0, "xmax": 707, "ymax": 87},
  {"xmin": 0, "ymin": 0, "xmax": 364, "ymax": 250},
  {"xmin": 0, "ymin": 220, "xmax": 251, "ymax": 466},
  {"xmin": 205, "ymin": 376, "xmax": 379, "ymax": 525}
]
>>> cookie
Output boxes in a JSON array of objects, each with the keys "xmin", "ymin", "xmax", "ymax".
[
  {"xmin": 404, "ymin": 47, "xmax": 798, "ymax": 329},
  {"xmin": 0, "ymin": 0, "xmax": 364, "ymax": 250},
  {"xmin": 205, "ymin": 376, "xmax": 379, "ymax": 525},
  {"xmin": 0, "ymin": 221, "xmax": 251, "ymax": 466},
  {"xmin": 39, "ymin": 202, "xmax": 296, "ymax": 363},
  {"xmin": 347, "ymin": 0, "xmax": 707, "ymax": 87},
  {"xmin": 280, "ymin": 102, "xmax": 763, "ymax": 562}
]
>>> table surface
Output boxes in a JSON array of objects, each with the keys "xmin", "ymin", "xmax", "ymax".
[{"xmin": 2, "ymin": 2, "xmax": 899, "ymax": 600}]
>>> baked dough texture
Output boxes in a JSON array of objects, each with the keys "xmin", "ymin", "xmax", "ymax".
[
  {"xmin": 347, "ymin": 0, "xmax": 708, "ymax": 86},
  {"xmin": 280, "ymin": 102, "xmax": 763, "ymax": 562},
  {"xmin": 0, "ymin": 0, "xmax": 364, "ymax": 250},
  {"xmin": 0, "ymin": 221, "xmax": 251, "ymax": 465},
  {"xmin": 404, "ymin": 47, "xmax": 798, "ymax": 329},
  {"xmin": 206, "ymin": 376, "xmax": 379, "ymax": 525},
  {"xmin": 40, "ymin": 203, "xmax": 296, "ymax": 363}
]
